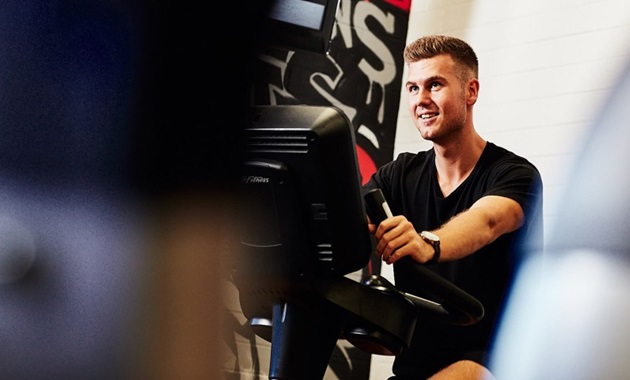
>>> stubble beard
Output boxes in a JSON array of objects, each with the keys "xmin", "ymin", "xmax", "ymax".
[{"xmin": 419, "ymin": 111, "xmax": 466, "ymax": 144}]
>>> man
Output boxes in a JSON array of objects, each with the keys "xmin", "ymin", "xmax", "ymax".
[{"xmin": 363, "ymin": 35, "xmax": 543, "ymax": 379}]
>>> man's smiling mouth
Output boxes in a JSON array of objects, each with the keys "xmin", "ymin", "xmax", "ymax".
[{"xmin": 420, "ymin": 113, "xmax": 438, "ymax": 120}]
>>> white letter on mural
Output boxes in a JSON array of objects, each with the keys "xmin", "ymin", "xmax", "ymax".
[{"xmin": 354, "ymin": 2, "xmax": 396, "ymax": 123}]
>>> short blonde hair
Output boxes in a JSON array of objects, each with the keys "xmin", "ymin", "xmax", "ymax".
[{"xmin": 404, "ymin": 35, "xmax": 479, "ymax": 81}]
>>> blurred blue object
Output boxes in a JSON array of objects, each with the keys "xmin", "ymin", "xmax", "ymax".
[
  {"xmin": 0, "ymin": 1, "xmax": 138, "ymax": 188},
  {"xmin": 489, "ymin": 54, "xmax": 630, "ymax": 378},
  {"xmin": 0, "ymin": 1, "xmax": 147, "ymax": 378},
  {"xmin": 0, "ymin": 0, "xmax": 269, "ymax": 377},
  {"xmin": 0, "ymin": 181, "xmax": 146, "ymax": 379}
]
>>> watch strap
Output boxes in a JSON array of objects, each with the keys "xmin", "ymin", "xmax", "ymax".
[{"xmin": 420, "ymin": 231, "xmax": 441, "ymax": 264}]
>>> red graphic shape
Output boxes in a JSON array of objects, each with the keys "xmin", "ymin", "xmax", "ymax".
[
  {"xmin": 382, "ymin": 0, "xmax": 411, "ymax": 12},
  {"xmin": 356, "ymin": 144, "xmax": 377, "ymax": 185}
]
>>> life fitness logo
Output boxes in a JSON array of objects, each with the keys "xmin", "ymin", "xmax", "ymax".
[{"xmin": 242, "ymin": 175, "xmax": 269, "ymax": 184}]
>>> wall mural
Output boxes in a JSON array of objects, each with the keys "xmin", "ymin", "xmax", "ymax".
[
  {"xmin": 225, "ymin": 0, "xmax": 411, "ymax": 378},
  {"xmin": 253, "ymin": 0, "xmax": 410, "ymax": 184}
]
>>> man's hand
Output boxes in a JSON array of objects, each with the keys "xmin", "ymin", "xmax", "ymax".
[{"xmin": 372, "ymin": 215, "xmax": 434, "ymax": 264}]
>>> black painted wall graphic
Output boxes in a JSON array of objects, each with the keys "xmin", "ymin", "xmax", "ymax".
[{"xmin": 225, "ymin": 1, "xmax": 412, "ymax": 378}]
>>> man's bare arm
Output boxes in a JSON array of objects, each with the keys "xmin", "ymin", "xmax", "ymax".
[
  {"xmin": 374, "ymin": 195, "xmax": 524, "ymax": 264},
  {"xmin": 433, "ymin": 195, "xmax": 525, "ymax": 262}
]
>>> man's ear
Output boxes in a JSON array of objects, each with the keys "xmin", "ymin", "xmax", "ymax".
[{"xmin": 467, "ymin": 78, "xmax": 480, "ymax": 105}]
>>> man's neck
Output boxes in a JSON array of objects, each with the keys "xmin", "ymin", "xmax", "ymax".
[{"xmin": 433, "ymin": 131, "xmax": 486, "ymax": 196}]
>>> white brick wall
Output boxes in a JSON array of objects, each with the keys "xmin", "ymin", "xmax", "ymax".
[{"xmin": 371, "ymin": 1, "xmax": 630, "ymax": 378}]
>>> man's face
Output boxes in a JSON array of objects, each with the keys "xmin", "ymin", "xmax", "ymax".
[{"xmin": 405, "ymin": 54, "xmax": 473, "ymax": 143}]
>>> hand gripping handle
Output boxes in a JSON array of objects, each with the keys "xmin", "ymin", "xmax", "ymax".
[{"xmin": 363, "ymin": 188, "xmax": 484, "ymax": 325}]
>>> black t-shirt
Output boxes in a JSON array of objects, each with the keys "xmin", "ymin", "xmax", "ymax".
[{"xmin": 363, "ymin": 142, "xmax": 543, "ymax": 379}]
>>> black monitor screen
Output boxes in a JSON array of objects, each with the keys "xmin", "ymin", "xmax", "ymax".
[{"xmin": 261, "ymin": 0, "xmax": 339, "ymax": 53}]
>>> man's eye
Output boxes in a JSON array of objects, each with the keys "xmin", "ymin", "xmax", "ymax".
[
  {"xmin": 430, "ymin": 81, "xmax": 441, "ymax": 90},
  {"xmin": 408, "ymin": 85, "xmax": 419, "ymax": 93}
]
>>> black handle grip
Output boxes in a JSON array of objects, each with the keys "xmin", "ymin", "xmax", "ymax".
[
  {"xmin": 363, "ymin": 188, "xmax": 484, "ymax": 325},
  {"xmin": 364, "ymin": 188, "xmax": 392, "ymax": 224}
]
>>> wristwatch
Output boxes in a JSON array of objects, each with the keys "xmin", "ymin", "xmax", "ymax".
[{"xmin": 420, "ymin": 231, "xmax": 441, "ymax": 264}]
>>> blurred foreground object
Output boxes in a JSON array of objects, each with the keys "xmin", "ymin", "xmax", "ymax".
[
  {"xmin": 489, "ymin": 57, "xmax": 630, "ymax": 379},
  {"xmin": 0, "ymin": 0, "xmax": 265, "ymax": 378}
]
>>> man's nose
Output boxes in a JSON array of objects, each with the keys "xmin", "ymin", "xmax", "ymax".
[{"xmin": 413, "ymin": 89, "xmax": 431, "ymax": 106}]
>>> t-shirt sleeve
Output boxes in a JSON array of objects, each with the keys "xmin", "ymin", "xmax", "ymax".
[{"xmin": 485, "ymin": 158, "xmax": 543, "ymax": 225}]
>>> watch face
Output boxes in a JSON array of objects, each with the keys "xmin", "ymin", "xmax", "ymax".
[{"xmin": 421, "ymin": 231, "xmax": 440, "ymax": 242}]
